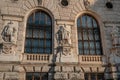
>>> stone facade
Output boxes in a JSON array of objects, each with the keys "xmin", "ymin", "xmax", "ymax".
[{"xmin": 0, "ymin": 0, "xmax": 120, "ymax": 80}]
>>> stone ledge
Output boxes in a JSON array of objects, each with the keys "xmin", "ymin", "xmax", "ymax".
[
  {"xmin": 2, "ymin": 15, "xmax": 23, "ymax": 21},
  {"xmin": 0, "ymin": 65, "xmax": 12, "ymax": 72}
]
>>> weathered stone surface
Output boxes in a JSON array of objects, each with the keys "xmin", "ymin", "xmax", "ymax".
[
  {"xmin": 0, "ymin": 72, "xmax": 4, "ymax": 80},
  {"xmin": 62, "ymin": 66, "xmax": 74, "ymax": 72},
  {"xmin": 14, "ymin": 65, "xmax": 25, "ymax": 72},
  {"xmin": 35, "ymin": 66, "xmax": 41, "ymax": 72},
  {"xmin": 91, "ymin": 67, "xmax": 97, "ymax": 72},
  {"xmin": 0, "ymin": 54, "xmax": 21, "ymax": 62},
  {"xmin": 24, "ymin": 66, "xmax": 33, "ymax": 72},
  {"xmin": 5, "ymin": 72, "xmax": 19, "ymax": 80},
  {"xmin": 75, "ymin": 66, "xmax": 83, "ymax": 72},
  {"xmin": 19, "ymin": 72, "xmax": 25, "ymax": 80},
  {"xmin": 42, "ymin": 66, "xmax": 50, "ymax": 72},
  {"xmin": 82, "ymin": 67, "xmax": 91, "ymax": 72},
  {"xmin": 69, "ymin": 73, "xmax": 84, "ymax": 80},
  {"xmin": 54, "ymin": 73, "xmax": 68, "ymax": 79},
  {"xmin": 55, "ymin": 66, "xmax": 61, "ymax": 72},
  {"xmin": 0, "ymin": 65, "xmax": 12, "ymax": 72},
  {"xmin": 0, "ymin": 0, "xmax": 120, "ymax": 80}
]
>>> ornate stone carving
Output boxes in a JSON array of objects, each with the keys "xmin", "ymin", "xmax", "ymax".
[
  {"xmin": 56, "ymin": 46, "xmax": 72, "ymax": 56},
  {"xmin": 54, "ymin": 73, "xmax": 68, "ymax": 80},
  {"xmin": 69, "ymin": 73, "xmax": 84, "ymax": 80},
  {"xmin": 56, "ymin": 24, "xmax": 72, "ymax": 56},
  {"xmin": 1, "ymin": 21, "xmax": 18, "ymax": 44},
  {"xmin": 111, "ymin": 26, "xmax": 119, "ymax": 47},
  {"xmin": 84, "ymin": 0, "xmax": 90, "ymax": 9},
  {"xmin": 0, "ymin": 43, "xmax": 16, "ymax": 54},
  {"xmin": 62, "ymin": 46, "xmax": 72, "ymax": 56},
  {"xmin": 37, "ymin": 0, "xmax": 42, "ymax": 5},
  {"xmin": 56, "ymin": 24, "xmax": 71, "ymax": 46}
]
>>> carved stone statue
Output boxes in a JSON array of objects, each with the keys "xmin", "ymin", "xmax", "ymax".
[
  {"xmin": 56, "ymin": 25, "xmax": 71, "ymax": 46},
  {"xmin": 111, "ymin": 26, "xmax": 119, "ymax": 46},
  {"xmin": 1, "ymin": 21, "xmax": 17, "ymax": 44}
]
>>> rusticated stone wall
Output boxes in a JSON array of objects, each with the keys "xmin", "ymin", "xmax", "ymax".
[{"xmin": 0, "ymin": 0, "xmax": 120, "ymax": 80}]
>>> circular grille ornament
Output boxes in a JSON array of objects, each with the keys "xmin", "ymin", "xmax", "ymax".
[
  {"xmin": 106, "ymin": 2, "xmax": 113, "ymax": 9},
  {"xmin": 61, "ymin": 0, "xmax": 69, "ymax": 6}
]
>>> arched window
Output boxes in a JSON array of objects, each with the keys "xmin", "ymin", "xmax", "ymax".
[
  {"xmin": 77, "ymin": 14, "xmax": 102, "ymax": 55},
  {"xmin": 24, "ymin": 10, "xmax": 52, "ymax": 54}
]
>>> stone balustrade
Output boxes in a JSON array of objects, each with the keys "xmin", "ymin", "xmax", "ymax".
[
  {"xmin": 23, "ymin": 54, "xmax": 49, "ymax": 63},
  {"xmin": 79, "ymin": 55, "xmax": 102, "ymax": 64}
]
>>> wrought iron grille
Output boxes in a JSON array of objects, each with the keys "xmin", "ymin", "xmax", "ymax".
[
  {"xmin": 85, "ymin": 73, "xmax": 104, "ymax": 80},
  {"xmin": 24, "ymin": 11, "xmax": 52, "ymax": 54},
  {"xmin": 26, "ymin": 72, "xmax": 48, "ymax": 80},
  {"xmin": 77, "ymin": 14, "xmax": 102, "ymax": 55}
]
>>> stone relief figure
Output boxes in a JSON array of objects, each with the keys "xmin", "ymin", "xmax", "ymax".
[
  {"xmin": 111, "ymin": 26, "xmax": 119, "ymax": 46},
  {"xmin": 56, "ymin": 25, "xmax": 72, "ymax": 56},
  {"xmin": 56, "ymin": 25, "xmax": 71, "ymax": 46},
  {"xmin": 1, "ymin": 21, "xmax": 17, "ymax": 44}
]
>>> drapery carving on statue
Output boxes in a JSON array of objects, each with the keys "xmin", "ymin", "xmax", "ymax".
[
  {"xmin": 56, "ymin": 25, "xmax": 71, "ymax": 46},
  {"xmin": 111, "ymin": 26, "xmax": 119, "ymax": 46},
  {"xmin": 1, "ymin": 21, "xmax": 17, "ymax": 44}
]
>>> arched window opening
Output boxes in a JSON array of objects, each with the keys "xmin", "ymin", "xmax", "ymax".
[
  {"xmin": 77, "ymin": 14, "xmax": 102, "ymax": 55},
  {"xmin": 24, "ymin": 10, "xmax": 52, "ymax": 54}
]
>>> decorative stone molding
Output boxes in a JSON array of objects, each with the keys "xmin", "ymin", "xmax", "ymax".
[
  {"xmin": 59, "ymin": 0, "xmax": 69, "ymax": 7},
  {"xmin": 62, "ymin": 66, "xmax": 74, "ymax": 72},
  {"xmin": 69, "ymin": 73, "xmax": 84, "ymax": 80},
  {"xmin": 0, "ymin": 65, "xmax": 12, "ymax": 72},
  {"xmin": 0, "ymin": 43, "xmax": 17, "ymax": 54},
  {"xmin": 14, "ymin": 66, "xmax": 25, "ymax": 72},
  {"xmin": 54, "ymin": 73, "xmax": 68, "ymax": 79},
  {"xmin": 5, "ymin": 72, "xmax": 19, "ymax": 80},
  {"xmin": 83, "ymin": 0, "xmax": 90, "ymax": 9},
  {"xmin": 37, "ymin": 0, "xmax": 42, "ymax": 5}
]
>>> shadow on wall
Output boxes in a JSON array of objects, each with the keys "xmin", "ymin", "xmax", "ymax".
[{"xmin": 47, "ymin": 0, "xmax": 114, "ymax": 80}]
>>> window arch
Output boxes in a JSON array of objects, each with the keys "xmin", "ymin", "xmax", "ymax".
[
  {"xmin": 24, "ymin": 10, "xmax": 52, "ymax": 54},
  {"xmin": 77, "ymin": 14, "xmax": 102, "ymax": 55}
]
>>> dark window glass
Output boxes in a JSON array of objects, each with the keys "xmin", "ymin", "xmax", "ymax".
[
  {"xmin": 24, "ymin": 11, "xmax": 52, "ymax": 54},
  {"xmin": 85, "ymin": 73, "xmax": 104, "ymax": 80},
  {"xmin": 77, "ymin": 14, "xmax": 102, "ymax": 55},
  {"xmin": 26, "ymin": 72, "xmax": 48, "ymax": 80}
]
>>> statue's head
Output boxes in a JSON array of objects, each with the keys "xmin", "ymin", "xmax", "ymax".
[
  {"xmin": 8, "ymin": 21, "xmax": 13, "ymax": 25},
  {"xmin": 59, "ymin": 26, "xmax": 64, "ymax": 31}
]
